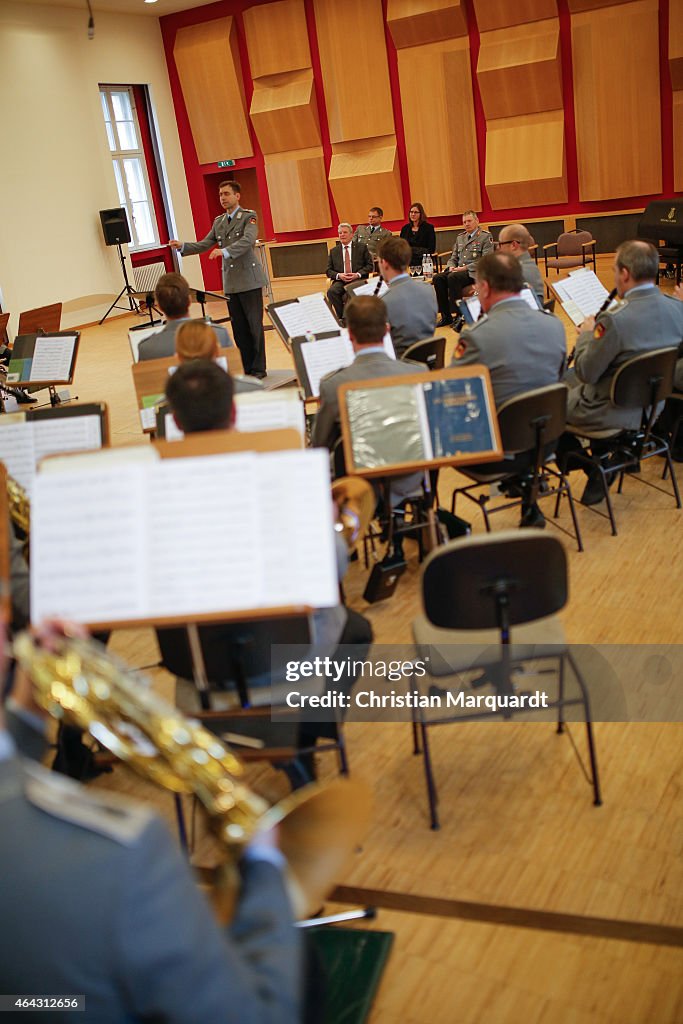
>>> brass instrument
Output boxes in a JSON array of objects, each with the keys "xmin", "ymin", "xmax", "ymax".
[
  {"xmin": 7, "ymin": 474, "xmax": 30, "ymax": 560},
  {"xmin": 332, "ymin": 476, "xmax": 375, "ymax": 549},
  {"xmin": 13, "ymin": 631, "xmax": 372, "ymax": 918}
]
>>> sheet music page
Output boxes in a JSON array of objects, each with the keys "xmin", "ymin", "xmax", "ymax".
[
  {"xmin": 275, "ymin": 301, "xmax": 310, "ymax": 339},
  {"xmin": 555, "ymin": 270, "xmax": 609, "ymax": 324},
  {"xmin": 0, "ymin": 421, "xmax": 36, "ymax": 492},
  {"xmin": 301, "ymin": 335, "xmax": 355, "ymax": 398},
  {"xmin": 296, "ymin": 292, "xmax": 341, "ymax": 333},
  {"xmin": 349, "ymin": 278, "xmax": 388, "ymax": 298},
  {"xmin": 31, "ymin": 464, "xmax": 149, "ymax": 623},
  {"xmin": 129, "ymin": 324, "xmax": 163, "ymax": 363},
  {"xmin": 146, "ymin": 453, "xmax": 263, "ymax": 617},
  {"xmin": 140, "ymin": 407, "xmax": 156, "ymax": 430},
  {"xmin": 163, "ymin": 412, "xmax": 184, "ymax": 441},
  {"xmin": 382, "ymin": 332, "xmax": 396, "ymax": 358},
  {"xmin": 29, "ymin": 336, "xmax": 77, "ymax": 382},
  {"xmin": 33, "ymin": 414, "xmax": 102, "ymax": 468},
  {"xmin": 255, "ymin": 449, "xmax": 338, "ymax": 608},
  {"xmin": 234, "ymin": 392, "xmax": 305, "ymax": 438}
]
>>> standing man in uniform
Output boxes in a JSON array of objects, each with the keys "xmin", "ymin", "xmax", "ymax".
[
  {"xmin": 353, "ymin": 207, "xmax": 393, "ymax": 260},
  {"xmin": 170, "ymin": 180, "xmax": 267, "ymax": 378},
  {"xmin": 432, "ymin": 210, "xmax": 494, "ymax": 328}
]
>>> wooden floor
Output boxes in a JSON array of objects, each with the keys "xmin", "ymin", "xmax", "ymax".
[{"xmin": 62, "ymin": 258, "xmax": 682, "ymax": 1023}]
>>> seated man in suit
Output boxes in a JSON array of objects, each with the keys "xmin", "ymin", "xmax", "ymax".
[
  {"xmin": 326, "ymin": 223, "xmax": 373, "ymax": 321},
  {"xmin": 377, "ymin": 237, "xmax": 437, "ymax": 356},
  {"xmin": 453, "ymin": 251, "xmax": 566, "ymax": 527},
  {"xmin": 559, "ymin": 240, "xmax": 683, "ymax": 504},
  {"xmin": 497, "ymin": 224, "xmax": 545, "ymax": 303},
  {"xmin": 433, "ymin": 210, "xmax": 494, "ymax": 328},
  {"xmin": 0, "ymin": 625, "xmax": 302, "ymax": 1023},
  {"xmin": 353, "ymin": 206, "xmax": 393, "ymax": 260},
  {"xmin": 138, "ymin": 272, "xmax": 232, "ymax": 362}
]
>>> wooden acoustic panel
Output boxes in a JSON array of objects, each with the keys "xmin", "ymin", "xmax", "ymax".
[
  {"xmin": 485, "ymin": 110, "xmax": 567, "ymax": 208},
  {"xmin": 313, "ymin": 0, "xmax": 395, "ymax": 144},
  {"xmin": 670, "ymin": 0, "xmax": 683, "ymax": 91},
  {"xmin": 567, "ymin": 0, "xmax": 633, "ymax": 9},
  {"xmin": 243, "ymin": 0, "xmax": 311, "ymax": 78},
  {"xmin": 328, "ymin": 139, "xmax": 403, "ymax": 222},
  {"xmin": 174, "ymin": 17, "xmax": 252, "ymax": 163},
  {"xmin": 397, "ymin": 38, "xmax": 481, "ymax": 216},
  {"xmin": 477, "ymin": 19, "xmax": 562, "ymax": 119},
  {"xmin": 250, "ymin": 71, "xmax": 321, "ymax": 153},
  {"xmin": 387, "ymin": 0, "xmax": 468, "ymax": 49},
  {"xmin": 265, "ymin": 148, "xmax": 331, "ymax": 232},
  {"xmin": 674, "ymin": 92, "xmax": 683, "ymax": 192},
  {"xmin": 571, "ymin": 0, "xmax": 661, "ymax": 201},
  {"xmin": 473, "ymin": 0, "xmax": 557, "ymax": 31}
]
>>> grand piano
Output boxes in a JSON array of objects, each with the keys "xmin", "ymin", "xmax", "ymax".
[{"xmin": 638, "ymin": 200, "xmax": 683, "ymax": 284}]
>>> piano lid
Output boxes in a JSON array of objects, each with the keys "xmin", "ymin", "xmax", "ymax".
[{"xmin": 638, "ymin": 200, "xmax": 683, "ymax": 247}]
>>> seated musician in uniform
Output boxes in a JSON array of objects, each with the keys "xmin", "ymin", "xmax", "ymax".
[
  {"xmin": 0, "ymin": 624, "xmax": 302, "ymax": 1023},
  {"xmin": 497, "ymin": 224, "xmax": 545, "ymax": 303},
  {"xmin": 138, "ymin": 272, "xmax": 232, "ymax": 361},
  {"xmin": 377, "ymin": 237, "xmax": 438, "ymax": 357},
  {"xmin": 175, "ymin": 319, "xmax": 221, "ymax": 363}
]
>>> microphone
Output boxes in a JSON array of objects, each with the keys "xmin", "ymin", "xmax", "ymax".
[{"xmin": 596, "ymin": 288, "xmax": 617, "ymax": 316}]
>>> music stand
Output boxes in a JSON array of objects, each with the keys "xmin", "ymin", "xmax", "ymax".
[{"xmin": 99, "ymin": 243, "xmax": 142, "ymax": 325}]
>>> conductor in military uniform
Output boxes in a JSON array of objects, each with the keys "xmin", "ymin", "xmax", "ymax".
[
  {"xmin": 0, "ymin": 626, "xmax": 302, "ymax": 1024},
  {"xmin": 170, "ymin": 180, "xmax": 267, "ymax": 378},
  {"xmin": 432, "ymin": 210, "xmax": 494, "ymax": 327}
]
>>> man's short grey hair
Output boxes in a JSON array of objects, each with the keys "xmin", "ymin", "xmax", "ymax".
[
  {"xmin": 338, "ymin": 222, "xmax": 353, "ymax": 233},
  {"xmin": 499, "ymin": 224, "xmax": 533, "ymax": 250},
  {"xmin": 462, "ymin": 210, "xmax": 478, "ymax": 220},
  {"xmin": 615, "ymin": 240, "xmax": 659, "ymax": 282}
]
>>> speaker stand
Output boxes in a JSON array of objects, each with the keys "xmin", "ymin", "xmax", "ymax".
[{"xmin": 99, "ymin": 243, "xmax": 142, "ymax": 325}]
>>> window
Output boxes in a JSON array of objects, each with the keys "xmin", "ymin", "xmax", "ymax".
[{"xmin": 99, "ymin": 86, "xmax": 159, "ymax": 250}]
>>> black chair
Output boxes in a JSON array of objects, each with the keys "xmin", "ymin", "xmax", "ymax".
[
  {"xmin": 450, "ymin": 384, "xmax": 584, "ymax": 551},
  {"xmin": 400, "ymin": 336, "xmax": 446, "ymax": 371},
  {"xmin": 564, "ymin": 347, "xmax": 682, "ymax": 535},
  {"xmin": 411, "ymin": 531, "xmax": 602, "ymax": 830}
]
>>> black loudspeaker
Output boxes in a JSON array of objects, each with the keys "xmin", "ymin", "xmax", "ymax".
[{"xmin": 99, "ymin": 207, "xmax": 131, "ymax": 246}]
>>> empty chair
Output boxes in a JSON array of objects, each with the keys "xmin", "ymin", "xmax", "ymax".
[{"xmin": 543, "ymin": 230, "xmax": 596, "ymax": 276}]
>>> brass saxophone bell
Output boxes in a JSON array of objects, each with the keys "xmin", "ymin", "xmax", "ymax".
[
  {"xmin": 332, "ymin": 477, "xmax": 375, "ymax": 550},
  {"xmin": 13, "ymin": 632, "xmax": 372, "ymax": 918}
]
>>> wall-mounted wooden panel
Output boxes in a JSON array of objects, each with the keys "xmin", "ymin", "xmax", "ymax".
[
  {"xmin": 485, "ymin": 110, "xmax": 567, "ymax": 208},
  {"xmin": 567, "ymin": 0, "xmax": 633, "ymax": 9},
  {"xmin": 571, "ymin": 0, "xmax": 661, "ymax": 201},
  {"xmin": 313, "ymin": 0, "xmax": 395, "ymax": 143},
  {"xmin": 174, "ymin": 17, "xmax": 252, "ymax": 163},
  {"xmin": 328, "ymin": 139, "xmax": 403, "ymax": 222},
  {"xmin": 265, "ymin": 148, "xmax": 331, "ymax": 232},
  {"xmin": 473, "ymin": 0, "xmax": 557, "ymax": 31},
  {"xmin": 243, "ymin": 0, "xmax": 311, "ymax": 78},
  {"xmin": 674, "ymin": 92, "xmax": 683, "ymax": 192},
  {"xmin": 670, "ymin": 0, "xmax": 683, "ymax": 90},
  {"xmin": 250, "ymin": 71, "xmax": 320, "ymax": 153},
  {"xmin": 478, "ymin": 19, "xmax": 562, "ymax": 119},
  {"xmin": 387, "ymin": 0, "xmax": 467, "ymax": 48},
  {"xmin": 398, "ymin": 38, "xmax": 481, "ymax": 216}
]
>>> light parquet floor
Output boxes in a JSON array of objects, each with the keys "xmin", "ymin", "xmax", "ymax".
[{"xmin": 68, "ymin": 259, "xmax": 682, "ymax": 1022}]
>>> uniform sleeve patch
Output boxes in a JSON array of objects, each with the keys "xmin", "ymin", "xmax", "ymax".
[
  {"xmin": 249, "ymin": 217, "xmax": 257, "ymax": 224},
  {"xmin": 594, "ymin": 323, "xmax": 606, "ymax": 339},
  {"xmin": 455, "ymin": 339, "xmax": 467, "ymax": 358}
]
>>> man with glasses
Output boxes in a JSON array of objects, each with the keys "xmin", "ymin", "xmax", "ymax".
[
  {"xmin": 353, "ymin": 207, "xmax": 393, "ymax": 259},
  {"xmin": 497, "ymin": 224, "xmax": 545, "ymax": 303}
]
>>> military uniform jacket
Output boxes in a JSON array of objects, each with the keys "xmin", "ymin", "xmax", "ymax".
[
  {"xmin": 181, "ymin": 207, "xmax": 266, "ymax": 296},
  {"xmin": 446, "ymin": 228, "xmax": 494, "ymax": 272},
  {"xmin": 138, "ymin": 317, "xmax": 233, "ymax": 362},
  {"xmin": 0, "ymin": 750, "xmax": 301, "ymax": 1024},
  {"xmin": 352, "ymin": 224, "xmax": 393, "ymax": 257},
  {"xmin": 383, "ymin": 275, "xmax": 438, "ymax": 356},
  {"xmin": 454, "ymin": 297, "xmax": 566, "ymax": 408},
  {"xmin": 568, "ymin": 285, "xmax": 683, "ymax": 431},
  {"xmin": 519, "ymin": 251, "xmax": 545, "ymax": 302}
]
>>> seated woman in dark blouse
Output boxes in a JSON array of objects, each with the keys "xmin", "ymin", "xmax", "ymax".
[{"xmin": 399, "ymin": 202, "xmax": 436, "ymax": 264}]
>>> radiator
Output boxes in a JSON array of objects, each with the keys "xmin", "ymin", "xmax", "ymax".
[{"xmin": 133, "ymin": 261, "xmax": 166, "ymax": 293}]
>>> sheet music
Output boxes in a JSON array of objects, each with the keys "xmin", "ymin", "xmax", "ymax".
[
  {"xmin": 275, "ymin": 302, "xmax": 313, "ymax": 339},
  {"xmin": 464, "ymin": 287, "xmax": 539, "ymax": 324},
  {"xmin": 346, "ymin": 278, "xmax": 388, "ymax": 298},
  {"xmin": 553, "ymin": 270, "xmax": 609, "ymax": 326},
  {"xmin": 0, "ymin": 421, "xmax": 36, "ymax": 492},
  {"xmin": 296, "ymin": 293, "xmax": 340, "ymax": 332},
  {"xmin": 30, "ymin": 449, "xmax": 339, "ymax": 624},
  {"xmin": 29, "ymin": 335, "xmax": 77, "ymax": 382},
  {"xmin": 301, "ymin": 335, "xmax": 355, "ymax": 397},
  {"xmin": 162, "ymin": 413, "xmax": 184, "ymax": 441},
  {"xmin": 140, "ymin": 407, "xmax": 156, "ymax": 430},
  {"xmin": 33, "ymin": 414, "xmax": 102, "ymax": 466},
  {"xmin": 234, "ymin": 392, "xmax": 305, "ymax": 438}
]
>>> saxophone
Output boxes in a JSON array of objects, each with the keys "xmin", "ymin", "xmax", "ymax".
[
  {"xmin": 7, "ymin": 474, "xmax": 30, "ymax": 560},
  {"xmin": 13, "ymin": 631, "xmax": 372, "ymax": 918}
]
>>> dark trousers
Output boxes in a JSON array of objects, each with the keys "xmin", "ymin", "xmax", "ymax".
[
  {"xmin": 326, "ymin": 280, "xmax": 349, "ymax": 320},
  {"xmin": 432, "ymin": 270, "xmax": 475, "ymax": 317},
  {"xmin": 227, "ymin": 288, "xmax": 266, "ymax": 375}
]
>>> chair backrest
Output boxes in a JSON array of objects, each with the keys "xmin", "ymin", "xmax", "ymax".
[
  {"xmin": 496, "ymin": 384, "xmax": 568, "ymax": 454},
  {"xmin": 17, "ymin": 302, "xmax": 62, "ymax": 336},
  {"xmin": 400, "ymin": 336, "xmax": 446, "ymax": 371},
  {"xmin": 422, "ymin": 530, "xmax": 568, "ymax": 630},
  {"xmin": 0, "ymin": 312, "xmax": 10, "ymax": 346},
  {"xmin": 556, "ymin": 230, "xmax": 593, "ymax": 257},
  {"xmin": 611, "ymin": 347, "xmax": 678, "ymax": 409}
]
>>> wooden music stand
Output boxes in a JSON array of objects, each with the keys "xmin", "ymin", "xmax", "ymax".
[
  {"xmin": 7, "ymin": 331, "xmax": 80, "ymax": 406},
  {"xmin": 131, "ymin": 348, "xmax": 241, "ymax": 434},
  {"xmin": 17, "ymin": 302, "xmax": 62, "ymax": 336}
]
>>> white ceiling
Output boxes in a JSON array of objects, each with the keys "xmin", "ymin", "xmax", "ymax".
[{"xmin": 20, "ymin": 0, "xmax": 217, "ymax": 16}]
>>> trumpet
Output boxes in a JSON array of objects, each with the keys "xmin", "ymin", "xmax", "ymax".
[{"xmin": 12, "ymin": 631, "xmax": 372, "ymax": 918}]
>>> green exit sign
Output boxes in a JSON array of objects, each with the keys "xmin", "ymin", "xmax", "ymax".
[{"xmin": 217, "ymin": 160, "xmax": 235, "ymax": 168}]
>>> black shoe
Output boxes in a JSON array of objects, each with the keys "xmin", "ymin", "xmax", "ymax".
[
  {"xmin": 436, "ymin": 316, "xmax": 453, "ymax": 328},
  {"xmin": 9, "ymin": 388, "xmax": 38, "ymax": 405},
  {"xmin": 581, "ymin": 469, "xmax": 614, "ymax": 506},
  {"xmin": 519, "ymin": 503, "xmax": 546, "ymax": 528},
  {"xmin": 452, "ymin": 315, "xmax": 466, "ymax": 332},
  {"xmin": 251, "ymin": 371, "xmax": 267, "ymax": 380}
]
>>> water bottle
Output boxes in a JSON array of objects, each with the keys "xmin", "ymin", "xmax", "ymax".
[
  {"xmin": 424, "ymin": 254, "xmax": 433, "ymax": 282},
  {"xmin": 422, "ymin": 254, "xmax": 428, "ymax": 278}
]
